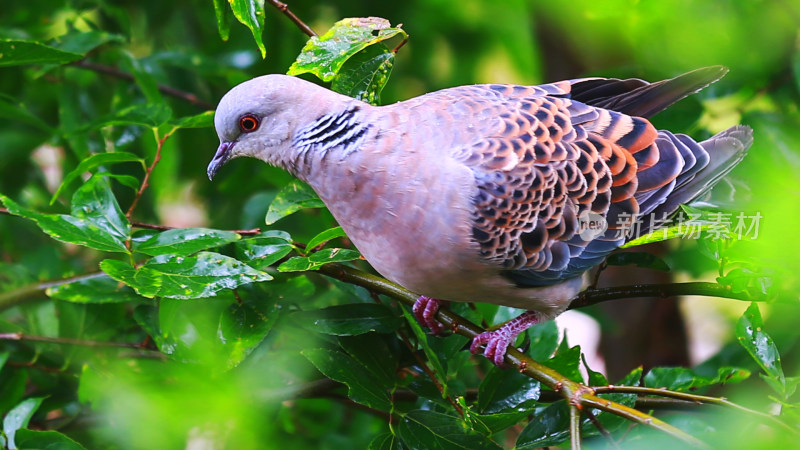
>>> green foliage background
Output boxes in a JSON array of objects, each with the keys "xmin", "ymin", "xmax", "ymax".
[{"xmin": 1, "ymin": 0, "xmax": 799, "ymax": 448}]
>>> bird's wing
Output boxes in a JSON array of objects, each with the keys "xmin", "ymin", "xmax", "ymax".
[{"xmin": 435, "ymin": 77, "xmax": 736, "ymax": 287}]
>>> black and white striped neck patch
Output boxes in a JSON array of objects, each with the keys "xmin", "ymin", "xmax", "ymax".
[{"xmin": 292, "ymin": 105, "xmax": 371, "ymax": 163}]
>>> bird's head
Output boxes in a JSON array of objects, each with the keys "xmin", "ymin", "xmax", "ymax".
[{"xmin": 208, "ymin": 74, "xmax": 335, "ymax": 180}]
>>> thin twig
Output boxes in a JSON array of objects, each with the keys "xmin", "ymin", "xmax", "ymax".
[
  {"xmin": 568, "ymin": 281, "xmax": 758, "ymax": 310},
  {"xmin": 266, "ymin": 0, "xmax": 317, "ymax": 37},
  {"xmin": 69, "ymin": 60, "xmax": 214, "ymax": 109},
  {"xmin": 593, "ymin": 386, "xmax": 800, "ymax": 436},
  {"xmin": 0, "ymin": 332, "xmax": 146, "ymax": 349},
  {"xmin": 7, "ymin": 361, "xmax": 70, "ymax": 374},
  {"xmin": 126, "ymin": 132, "xmax": 170, "ymax": 219},
  {"xmin": 583, "ymin": 408, "xmax": 619, "ymax": 448},
  {"xmin": 396, "ymin": 327, "xmax": 464, "ymax": 416}
]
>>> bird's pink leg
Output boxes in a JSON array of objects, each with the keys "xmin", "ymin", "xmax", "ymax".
[
  {"xmin": 470, "ymin": 311, "xmax": 539, "ymax": 366},
  {"xmin": 412, "ymin": 296, "xmax": 446, "ymax": 334}
]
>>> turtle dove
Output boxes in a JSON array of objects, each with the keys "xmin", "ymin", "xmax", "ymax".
[{"xmin": 208, "ymin": 66, "xmax": 752, "ymax": 366}]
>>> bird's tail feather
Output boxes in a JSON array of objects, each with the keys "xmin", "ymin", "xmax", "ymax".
[
  {"xmin": 571, "ymin": 66, "xmax": 729, "ymax": 118},
  {"xmin": 649, "ymin": 125, "xmax": 753, "ymax": 220}
]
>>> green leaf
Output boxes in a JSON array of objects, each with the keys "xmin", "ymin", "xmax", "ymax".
[
  {"xmin": 527, "ymin": 320, "xmax": 559, "ymax": 362},
  {"xmin": 87, "ymin": 103, "xmax": 172, "ymax": 130},
  {"xmin": 265, "ymin": 179, "xmax": 324, "ymax": 225},
  {"xmin": 302, "ymin": 348, "xmax": 392, "ymax": 410},
  {"xmin": 331, "ymin": 44, "xmax": 395, "ymax": 105},
  {"xmin": 134, "ymin": 228, "xmax": 241, "ymax": 256},
  {"xmin": 305, "ymin": 226, "xmax": 347, "ymax": 253},
  {"xmin": 0, "ymin": 370, "xmax": 27, "ymax": 418},
  {"xmin": 46, "ymin": 274, "xmax": 144, "ymax": 303},
  {"xmin": 644, "ymin": 366, "xmax": 750, "ymax": 391},
  {"xmin": 0, "ymin": 39, "xmax": 82, "ymax": 67},
  {"xmin": 717, "ymin": 268, "xmax": 774, "ymax": 298},
  {"xmin": 100, "ymin": 260, "xmax": 161, "ymax": 298},
  {"xmin": 542, "ymin": 346, "xmax": 583, "ymax": 383},
  {"xmin": 229, "ymin": 0, "xmax": 266, "ymax": 58},
  {"xmin": 478, "ymin": 368, "xmax": 541, "ymax": 414},
  {"xmin": 397, "ymin": 410, "xmax": 503, "ymax": 450},
  {"xmin": 236, "ymin": 234, "xmax": 293, "ymax": 270},
  {"xmin": 516, "ymin": 402, "xmax": 570, "ymax": 449},
  {"xmin": 212, "ymin": 0, "xmax": 232, "ymax": 41},
  {"xmin": 620, "ymin": 205, "xmax": 732, "ymax": 248},
  {"xmin": 170, "ymin": 110, "xmax": 215, "ymax": 129},
  {"xmin": 70, "ymin": 174, "xmax": 131, "ymax": 241},
  {"xmin": 368, "ymin": 433, "xmax": 402, "ymax": 450},
  {"xmin": 97, "ymin": 173, "xmax": 141, "ymax": 191},
  {"xmin": 218, "ymin": 302, "xmax": 279, "ymax": 370},
  {"xmin": 14, "ymin": 429, "xmax": 87, "ymax": 450},
  {"xmin": 1, "ymin": 178, "xmax": 130, "ymax": 253},
  {"xmin": 402, "ymin": 305, "xmax": 449, "ymax": 375},
  {"xmin": 52, "ymin": 152, "xmax": 144, "ymax": 204},
  {"xmin": 466, "ymin": 409, "xmax": 532, "ymax": 435},
  {"xmin": 0, "ymin": 94, "xmax": 53, "ymax": 132},
  {"xmin": 606, "ymin": 251, "xmax": 670, "ymax": 271},
  {"xmin": 120, "ymin": 54, "xmax": 162, "ymax": 104},
  {"xmin": 288, "ymin": 17, "xmax": 407, "ymax": 81},
  {"xmin": 736, "ymin": 302, "xmax": 786, "ymax": 396},
  {"xmin": 292, "ymin": 304, "xmax": 402, "ymax": 336},
  {"xmin": 277, "ymin": 248, "xmax": 361, "ymax": 272},
  {"xmin": 3, "ymin": 397, "xmax": 45, "ymax": 450},
  {"xmin": 338, "ymin": 335, "xmax": 398, "ymax": 387},
  {"xmin": 101, "ymin": 252, "xmax": 272, "ymax": 299},
  {"xmin": 133, "ymin": 305, "xmax": 160, "ymax": 342},
  {"xmin": 55, "ymin": 30, "xmax": 123, "ymax": 55}
]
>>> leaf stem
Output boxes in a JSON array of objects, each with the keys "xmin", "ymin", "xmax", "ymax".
[{"xmin": 266, "ymin": 0, "xmax": 317, "ymax": 37}]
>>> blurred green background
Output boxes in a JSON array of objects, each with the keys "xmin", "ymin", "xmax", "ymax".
[{"xmin": 1, "ymin": 0, "xmax": 799, "ymax": 448}]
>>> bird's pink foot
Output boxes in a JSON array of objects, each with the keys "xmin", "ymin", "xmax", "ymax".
[
  {"xmin": 470, "ymin": 311, "xmax": 539, "ymax": 366},
  {"xmin": 412, "ymin": 296, "xmax": 446, "ymax": 334}
]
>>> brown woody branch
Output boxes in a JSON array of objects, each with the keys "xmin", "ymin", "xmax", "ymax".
[
  {"xmin": 126, "ymin": 132, "xmax": 170, "ymax": 219},
  {"xmin": 0, "ymin": 332, "xmax": 147, "ymax": 349},
  {"xmin": 266, "ymin": 0, "xmax": 317, "ymax": 37},
  {"xmin": 69, "ymin": 60, "xmax": 214, "ymax": 110},
  {"xmin": 316, "ymin": 263, "xmax": 707, "ymax": 447}
]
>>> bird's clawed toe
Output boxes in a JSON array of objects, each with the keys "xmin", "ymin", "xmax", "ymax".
[{"xmin": 412, "ymin": 296, "xmax": 446, "ymax": 334}]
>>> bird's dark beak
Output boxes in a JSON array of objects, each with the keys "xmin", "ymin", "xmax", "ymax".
[{"xmin": 207, "ymin": 141, "xmax": 235, "ymax": 180}]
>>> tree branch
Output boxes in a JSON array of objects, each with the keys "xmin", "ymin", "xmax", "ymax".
[
  {"xmin": 0, "ymin": 272, "xmax": 107, "ymax": 312},
  {"xmin": 266, "ymin": 0, "xmax": 317, "ymax": 37},
  {"xmin": 0, "ymin": 332, "xmax": 149, "ymax": 349},
  {"xmin": 69, "ymin": 60, "xmax": 214, "ymax": 109},
  {"xmin": 592, "ymin": 386, "xmax": 799, "ymax": 436},
  {"xmin": 567, "ymin": 281, "xmax": 758, "ymax": 310},
  {"xmin": 569, "ymin": 405, "xmax": 582, "ymax": 450},
  {"xmin": 317, "ymin": 263, "xmax": 707, "ymax": 447}
]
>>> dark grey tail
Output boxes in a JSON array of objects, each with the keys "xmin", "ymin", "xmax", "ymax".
[
  {"xmin": 570, "ymin": 66, "xmax": 729, "ymax": 118},
  {"xmin": 649, "ymin": 125, "xmax": 753, "ymax": 219}
]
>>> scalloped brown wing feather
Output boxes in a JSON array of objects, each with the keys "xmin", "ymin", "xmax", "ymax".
[{"xmin": 436, "ymin": 69, "xmax": 749, "ymax": 285}]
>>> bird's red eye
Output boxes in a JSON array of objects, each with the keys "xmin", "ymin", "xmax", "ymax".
[{"xmin": 239, "ymin": 115, "xmax": 260, "ymax": 132}]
